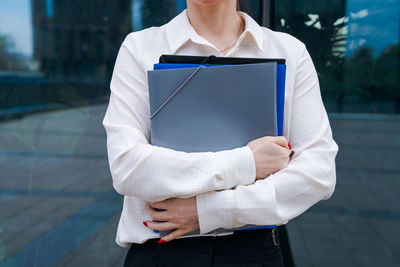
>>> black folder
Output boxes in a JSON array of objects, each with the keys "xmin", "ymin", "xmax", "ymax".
[{"xmin": 159, "ymin": 54, "xmax": 285, "ymax": 65}]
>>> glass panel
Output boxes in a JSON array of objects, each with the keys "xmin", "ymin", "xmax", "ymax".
[
  {"xmin": 2, "ymin": 0, "xmax": 359, "ymax": 266},
  {"xmin": 0, "ymin": 0, "xmax": 267, "ymax": 265},
  {"xmin": 275, "ymin": 0, "xmax": 400, "ymax": 266},
  {"xmin": 275, "ymin": 0, "xmax": 400, "ymax": 114},
  {"xmin": 0, "ymin": 0, "xmax": 194, "ymax": 265},
  {"xmin": 0, "ymin": 0, "xmax": 133, "ymax": 265}
]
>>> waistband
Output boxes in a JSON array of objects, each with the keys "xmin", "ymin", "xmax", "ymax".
[{"xmin": 137, "ymin": 227, "xmax": 279, "ymax": 248}]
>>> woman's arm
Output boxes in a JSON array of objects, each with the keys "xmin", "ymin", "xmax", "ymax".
[
  {"xmin": 103, "ymin": 34, "xmax": 256, "ymax": 202},
  {"xmin": 195, "ymin": 43, "xmax": 339, "ymax": 234}
]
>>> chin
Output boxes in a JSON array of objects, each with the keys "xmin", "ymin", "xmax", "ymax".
[{"xmin": 190, "ymin": 0, "xmax": 230, "ymax": 6}]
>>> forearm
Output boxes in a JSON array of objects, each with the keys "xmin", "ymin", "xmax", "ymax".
[
  {"xmin": 105, "ymin": 119, "xmax": 256, "ymax": 202},
  {"xmin": 196, "ymin": 138, "xmax": 338, "ymax": 234}
]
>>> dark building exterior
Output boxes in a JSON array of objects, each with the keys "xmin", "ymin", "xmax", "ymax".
[
  {"xmin": 0, "ymin": 0, "xmax": 134, "ymax": 120},
  {"xmin": 31, "ymin": 0, "xmax": 132, "ymax": 80}
]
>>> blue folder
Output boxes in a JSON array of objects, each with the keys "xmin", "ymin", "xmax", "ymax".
[{"xmin": 153, "ymin": 62, "xmax": 286, "ymax": 136}]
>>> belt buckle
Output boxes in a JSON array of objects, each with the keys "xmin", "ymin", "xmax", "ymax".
[{"xmin": 271, "ymin": 227, "xmax": 280, "ymax": 246}]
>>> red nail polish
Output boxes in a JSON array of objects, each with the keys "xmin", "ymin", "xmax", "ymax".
[
  {"xmin": 143, "ymin": 221, "xmax": 148, "ymax": 227},
  {"xmin": 158, "ymin": 239, "xmax": 165, "ymax": 244},
  {"xmin": 288, "ymin": 142, "xmax": 292, "ymax": 150}
]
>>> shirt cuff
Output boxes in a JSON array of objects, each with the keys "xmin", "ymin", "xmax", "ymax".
[
  {"xmin": 215, "ymin": 145, "xmax": 256, "ymax": 189},
  {"xmin": 196, "ymin": 189, "xmax": 236, "ymax": 234}
]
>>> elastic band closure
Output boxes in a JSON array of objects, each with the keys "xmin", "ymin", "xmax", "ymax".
[{"xmin": 150, "ymin": 65, "xmax": 205, "ymax": 120}]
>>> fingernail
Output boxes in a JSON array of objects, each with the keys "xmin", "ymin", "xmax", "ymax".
[
  {"xmin": 143, "ymin": 221, "xmax": 148, "ymax": 227},
  {"xmin": 288, "ymin": 142, "xmax": 292, "ymax": 149},
  {"xmin": 158, "ymin": 239, "xmax": 165, "ymax": 244},
  {"xmin": 153, "ymin": 230, "xmax": 159, "ymax": 233}
]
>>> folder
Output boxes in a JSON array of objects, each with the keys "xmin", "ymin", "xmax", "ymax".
[
  {"xmin": 156, "ymin": 55, "xmax": 286, "ymax": 136},
  {"xmin": 159, "ymin": 54, "xmax": 285, "ymax": 65},
  {"xmin": 147, "ymin": 57, "xmax": 284, "ymax": 237},
  {"xmin": 148, "ymin": 62, "xmax": 277, "ymax": 152}
]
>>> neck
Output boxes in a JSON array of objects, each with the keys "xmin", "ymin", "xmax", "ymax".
[{"xmin": 186, "ymin": 0, "xmax": 243, "ymax": 53}]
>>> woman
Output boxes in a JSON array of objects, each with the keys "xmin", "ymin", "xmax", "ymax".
[{"xmin": 102, "ymin": 0, "xmax": 338, "ymax": 266}]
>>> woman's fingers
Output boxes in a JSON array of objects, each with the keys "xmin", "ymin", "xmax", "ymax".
[
  {"xmin": 149, "ymin": 198, "xmax": 175, "ymax": 209},
  {"xmin": 146, "ymin": 205, "xmax": 169, "ymax": 221},
  {"xmin": 248, "ymin": 136, "xmax": 293, "ymax": 180},
  {"xmin": 144, "ymin": 220, "xmax": 177, "ymax": 231},
  {"xmin": 270, "ymin": 136, "xmax": 289, "ymax": 149},
  {"xmin": 160, "ymin": 229, "xmax": 188, "ymax": 243},
  {"xmin": 257, "ymin": 136, "xmax": 289, "ymax": 149},
  {"xmin": 144, "ymin": 197, "xmax": 200, "ymax": 243}
]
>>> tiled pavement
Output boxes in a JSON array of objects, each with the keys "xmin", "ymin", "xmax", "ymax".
[{"xmin": 0, "ymin": 104, "xmax": 399, "ymax": 266}]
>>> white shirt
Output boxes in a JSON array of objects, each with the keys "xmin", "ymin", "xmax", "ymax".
[{"xmin": 103, "ymin": 9, "xmax": 338, "ymax": 247}]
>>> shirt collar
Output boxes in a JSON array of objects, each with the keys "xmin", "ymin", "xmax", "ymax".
[{"xmin": 165, "ymin": 9, "xmax": 264, "ymax": 54}]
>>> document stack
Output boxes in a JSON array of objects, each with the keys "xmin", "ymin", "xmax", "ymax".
[{"xmin": 147, "ymin": 54, "xmax": 286, "ymax": 237}]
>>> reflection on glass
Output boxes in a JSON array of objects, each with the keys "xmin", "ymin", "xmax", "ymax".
[
  {"xmin": 1, "ymin": 0, "xmax": 266, "ymax": 265},
  {"xmin": 0, "ymin": 0, "xmax": 34, "ymax": 71},
  {"xmin": 1, "ymin": 0, "xmax": 183, "ymax": 266},
  {"xmin": 346, "ymin": 0, "xmax": 399, "ymax": 57},
  {"xmin": 344, "ymin": 0, "xmax": 400, "ymax": 114},
  {"xmin": 1, "ymin": 0, "xmax": 356, "ymax": 266},
  {"xmin": 275, "ymin": 0, "xmax": 400, "ymax": 114},
  {"xmin": 275, "ymin": 1, "xmax": 400, "ymax": 267}
]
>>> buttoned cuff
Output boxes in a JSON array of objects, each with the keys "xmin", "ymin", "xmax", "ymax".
[
  {"xmin": 215, "ymin": 145, "xmax": 256, "ymax": 189},
  {"xmin": 196, "ymin": 189, "xmax": 236, "ymax": 234}
]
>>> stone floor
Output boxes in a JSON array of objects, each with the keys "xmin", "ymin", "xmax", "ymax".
[{"xmin": 0, "ymin": 104, "xmax": 399, "ymax": 266}]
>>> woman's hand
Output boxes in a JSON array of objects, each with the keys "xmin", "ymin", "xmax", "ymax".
[
  {"xmin": 247, "ymin": 136, "xmax": 293, "ymax": 180},
  {"xmin": 143, "ymin": 197, "xmax": 199, "ymax": 243}
]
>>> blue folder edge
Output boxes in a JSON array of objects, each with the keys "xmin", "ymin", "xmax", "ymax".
[{"xmin": 152, "ymin": 62, "xmax": 286, "ymax": 232}]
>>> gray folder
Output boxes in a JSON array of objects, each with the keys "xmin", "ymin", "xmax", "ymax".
[
  {"xmin": 147, "ymin": 62, "xmax": 277, "ymax": 237},
  {"xmin": 148, "ymin": 62, "xmax": 277, "ymax": 153}
]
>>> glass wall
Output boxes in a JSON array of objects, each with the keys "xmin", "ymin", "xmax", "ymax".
[
  {"xmin": 275, "ymin": 0, "xmax": 400, "ymax": 266},
  {"xmin": 0, "ymin": 1, "xmax": 264, "ymax": 266},
  {"xmin": 275, "ymin": 0, "xmax": 400, "ymax": 114},
  {"xmin": 0, "ymin": 0, "xmax": 133, "ymax": 265}
]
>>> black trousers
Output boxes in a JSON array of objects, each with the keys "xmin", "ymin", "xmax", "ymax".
[{"xmin": 123, "ymin": 228, "xmax": 285, "ymax": 267}]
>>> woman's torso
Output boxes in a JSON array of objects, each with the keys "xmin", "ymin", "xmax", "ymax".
[{"xmin": 115, "ymin": 9, "xmax": 304, "ymax": 247}]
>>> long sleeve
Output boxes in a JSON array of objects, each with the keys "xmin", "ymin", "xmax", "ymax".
[
  {"xmin": 102, "ymin": 35, "xmax": 256, "ymax": 203},
  {"xmin": 195, "ymin": 43, "xmax": 339, "ymax": 234}
]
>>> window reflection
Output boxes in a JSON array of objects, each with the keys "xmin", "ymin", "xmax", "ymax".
[
  {"xmin": 0, "ymin": 1, "xmax": 265, "ymax": 266},
  {"xmin": 275, "ymin": 1, "xmax": 400, "ymax": 266},
  {"xmin": 0, "ymin": 0, "xmax": 34, "ymax": 71},
  {"xmin": 276, "ymin": 0, "xmax": 400, "ymax": 114}
]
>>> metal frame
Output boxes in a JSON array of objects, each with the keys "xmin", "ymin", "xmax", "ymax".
[{"xmin": 259, "ymin": 0, "xmax": 274, "ymax": 28}]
